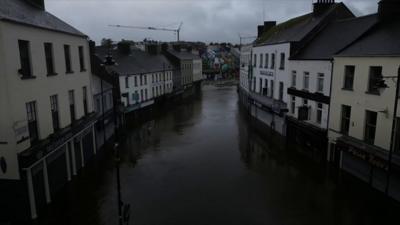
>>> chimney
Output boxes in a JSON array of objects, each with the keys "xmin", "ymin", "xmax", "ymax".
[
  {"xmin": 378, "ymin": 0, "xmax": 400, "ymax": 21},
  {"xmin": 257, "ymin": 21, "xmax": 276, "ymax": 38},
  {"xmin": 264, "ymin": 21, "xmax": 276, "ymax": 33},
  {"xmin": 313, "ymin": 0, "xmax": 335, "ymax": 16},
  {"xmin": 25, "ymin": 0, "xmax": 45, "ymax": 10},
  {"xmin": 257, "ymin": 25, "xmax": 265, "ymax": 38}
]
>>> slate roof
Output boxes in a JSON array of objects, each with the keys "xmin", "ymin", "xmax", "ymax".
[
  {"xmin": 167, "ymin": 49, "xmax": 201, "ymax": 60},
  {"xmin": 95, "ymin": 46, "xmax": 175, "ymax": 76},
  {"xmin": 0, "ymin": 0, "xmax": 86, "ymax": 37},
  {"xmin": 337, "ymin": 19, "xmax": 400, "ymax": 57},
  {"xmin": 256, "ymin": 3, "xmax": 353, "ymax": 46},
  {"xmin": 292, "ymin": 14, "xmax": 379, "ymax": 60}
]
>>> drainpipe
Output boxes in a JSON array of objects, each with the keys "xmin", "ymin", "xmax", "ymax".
[
  {"xmin": 326, "ymin": 59, "xmax": 335, "ymax": 162},
  {"xmin": 272, "ymin": 50, "xmax": 278, "ymax": 133},
  {"xmin": 385, "ymin": 65, "xmax": 400, "ymax": 195},
  {"xmin": 101, "ymin": 78, "xmax": 106, "ymax": 146}
]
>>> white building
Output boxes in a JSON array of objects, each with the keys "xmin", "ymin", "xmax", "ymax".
[
  {"xmin": 167, "ymin": 47, "xmax": 203, "ymax": 90},
  {"xmin": 95, "ymin": 43, "xmax": 174, "ymax": 114},
  {"xmin": 285, "ymin": 14, "xmax": 376, "ymax": 161},
  {"xmin": 239, "ymin": 44, "xmax": 252, "ymax": 93},
  {"xmin": 328, "ymin": 0, "xmax": 400, "ymax": 201},
  {"xmin": 238, "ymin": 43, "xmax": 253, "ymax": 109},
  {"xmin": 248, "ymin": 0, "xmax": 353, "ymax": 136},
  {"xmin": 0, "ymin": 0, "xmax": 96, "ymax": 221}
]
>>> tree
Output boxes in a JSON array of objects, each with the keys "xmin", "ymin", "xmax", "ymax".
[{"xmin": 101, "ymin": 38, "xmax": 113, "ymax": 48}]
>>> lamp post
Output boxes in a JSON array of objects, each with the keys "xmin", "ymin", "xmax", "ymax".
[
  {"xmin": 103, "ymin": 52, "xmax": 130, "ymax": 225},
  {"xmin": 384, "ymin": 66, "xmax": 400, "ymax": 195}
]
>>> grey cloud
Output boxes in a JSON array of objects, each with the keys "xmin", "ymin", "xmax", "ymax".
[{"xmin": 45, "ymin": 0, "xmax": 379, "ymax": 44}]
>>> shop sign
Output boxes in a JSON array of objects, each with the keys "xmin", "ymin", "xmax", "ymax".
[
  {"xmin": 260, "ymin": 70, "xmax": 274, "ymax": 77},
  {"xmin": 13, "ymin": 120, "xmax": 29, "ymax": 143},
  {"xmin": 348, "ymin": 146, "xmax": 387, "ymax": 170}
]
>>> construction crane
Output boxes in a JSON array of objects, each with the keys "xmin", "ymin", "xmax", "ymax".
[{"xmin": 109, "ymin": 22, "xmax": 183, "ymax": 42}]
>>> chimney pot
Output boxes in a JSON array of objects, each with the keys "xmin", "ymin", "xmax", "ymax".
[
  {"xmin": 313, "ymin": 0, "xmax": 335, "ymax": 16},
  {"xmin": 257, "ymin": 21, "xmax": 276, "ymax": 38}
]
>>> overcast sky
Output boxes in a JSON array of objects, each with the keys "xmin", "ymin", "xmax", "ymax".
[{"xmin": 45, "ymin": 0, "xmax": 379, "ymax": 44}]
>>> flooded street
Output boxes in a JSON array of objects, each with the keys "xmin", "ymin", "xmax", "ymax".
[{"xmin": 39, "ymin": 85, "xmax": 400, "ymax": 225}]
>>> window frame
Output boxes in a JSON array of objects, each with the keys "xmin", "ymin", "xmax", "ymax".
[
  {"xmin": 367, "ymin": 66, "xmax": 383, "ymax": 95},
  {"xmin": 18, "ymin": 40, "xmax": 33, "ymax": 78},
  {"xmin": 317, "ymin": 73, "xmax": 324, "ymax": 93},
  {"xmin": 291, "ymin": 96, "xmax": 296, "ymax": 114},
  {"xmin": 125, "ymin": 76, "xmax": 129, "ymax": 88},
  {"xmin": 26, "ymin": 101, "xmax": 39, "ymax": 144},
  {"xmin": 271, "ymin": 53, "xmax": 275, "ymax": 69},
  {"xmin": 64, "ymin": 45, "xmax": 73, "ymax": 73},
  {"xmin": 270, "ymin": 80, "xmax": 274, "ymax": 98},
  {"xmin": 291, "ymin": 71, "xmax": 297, "ymax": 88},
  {"xmin": 279, "ymin": 53, "xmax": 285, "ymax": 70},
  {"xmin": 78, "ymin": 46, "xmax": 86, "ymax": 72},
  {"xmin": 50, "ymin": 95, "xmax": 60, "ymax": 132},
  {"xmin": 279, "ymin": 82, "xmax": 284, "ymax": 101},
  {"xmin": 317, "ymin": 103, "xmax": 323, "ymax": 124},
  {"xmin": 303, "ymin": 72, "xmax": 310, "ymax": 91},
  {"xmin": 343, "ymin": 65, "xmax": 355, "ymax": 90},
  {"xmin": 364, "ymin": 110, "xmax": 377, "ymax": 145},
  {"xmin": 68, "ymin": 90, "xmax": 76, "ymax": 122},
  {"xmin": 44, "ymin": 42, "xmax": 56, "ymax": 76},
  {"xmin": 83, "ymin": 86, "xmax": 88, "ymax": 116},
  {"xmin": 340, "ymin": 105, "xmax": 351, "ymax": 135}
]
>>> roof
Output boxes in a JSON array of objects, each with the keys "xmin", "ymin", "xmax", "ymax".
[
  {"xmin": 292, "ymin": 14, "xmax": 378, "ymax": 60},
  {"xmin": 95, "ymin": 46, "xmax": 175, "ymax": 76},
  {"xmin": 167, "ymin": 49, "xmax": 201, "ymax": 60},
  {"xmin": 337, "ymin": 19, "xmax": 400, "ymax": 57},
  {"xmin": 91, "ymin": 54, "xmax": 116, "ymax": 85},
  {"xmin": 0, "ymin": 0, "xmax": 86, "ymax": 37},
  {"xmin": 256, "ymin": 3, "xmax": 353, "ymax": 46}
]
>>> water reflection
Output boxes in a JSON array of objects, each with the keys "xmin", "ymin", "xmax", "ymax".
[
  {"xmin": 237, "ymin": 98, "xmax": 400, "ymax": 225},
  {"xmin": 36, "ymin": 85, "xmax": 400, "ymax": 225}
]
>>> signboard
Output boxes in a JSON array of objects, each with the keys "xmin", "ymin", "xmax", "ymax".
[
  {"xmin": 13, "ymin": 120, "xmax": 29, "ymax": 144},
  {"xmin": 260, "ymin": 70, "xmax": 274, "ymax": 77}
]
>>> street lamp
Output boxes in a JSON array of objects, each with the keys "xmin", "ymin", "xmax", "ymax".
[
  {"xmin": 374, "ymin": 66, "xmax": 400, "ymax": 195},
  {"xmin": 103, "ymin": 52, "xmax": 130, "ymax": 225}
]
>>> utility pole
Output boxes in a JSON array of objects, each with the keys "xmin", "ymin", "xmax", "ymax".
[
  {"xmin": 238, "ymin": 35, "xmax": 257, "ymax": 51},
  {"xmin": 385, "ymin": 66, "xmax": 400, "ymax": 195},
  {"xmin": 103, "ymin": 51, "xmax": 130, "ymax": 225}
]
